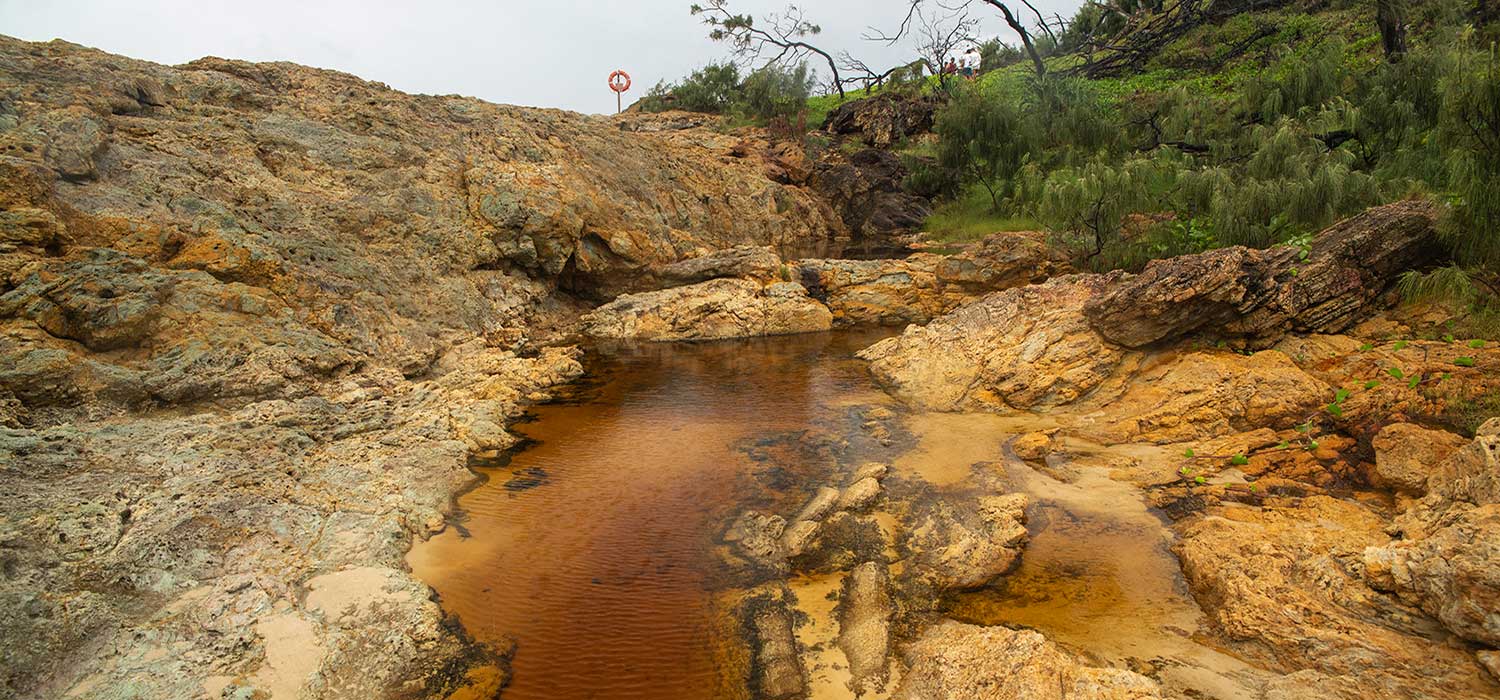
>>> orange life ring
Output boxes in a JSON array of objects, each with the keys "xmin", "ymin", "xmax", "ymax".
[{"xmin": 608, "ymin": 70, "xmax": 632, "ymax": 93}]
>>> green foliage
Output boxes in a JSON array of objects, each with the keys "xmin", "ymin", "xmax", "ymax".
[
  {"xmin": 640, "ymin": 62, "xmax": 741, "ymax": 114},
  {"xmin": 920, "ymin": 187, "xmax": 1042, "ymax": 244},
  {"xmin": 738, "ymin": 63, "xmax": 815, "ymax": 123},
  {"xmin": 1437, "ymin": 46, "xmax": 1500, "ymax": 270},
  {"xmin": 642, "ymin": 62, "xmax": 814, "ymax": 128},
  {"xmin": 918, "ymin": 82, "xmax": 1039, "ymax": 209},
  {"xmin": 1443, "ymin": 388, "xmax": 1500, "ymax": 437},
  {"xmin": 908, "ymin": 3, "xmax": 1500, "ymax": 277}
]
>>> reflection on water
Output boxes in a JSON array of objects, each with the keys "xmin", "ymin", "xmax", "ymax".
[{"xmin": 407, "ymin": 330, "xmax": 895, "ymax": 700}]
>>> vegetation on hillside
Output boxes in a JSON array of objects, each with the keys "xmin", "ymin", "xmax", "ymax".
[{"xmin": 656, "ymin": 0, "xmax": 1500, "ymax": 336}]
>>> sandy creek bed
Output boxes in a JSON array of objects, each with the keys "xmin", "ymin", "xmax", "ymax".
[{"xmin": 407, "ymin": 330, "xmax": 1269, "ymax": 699}]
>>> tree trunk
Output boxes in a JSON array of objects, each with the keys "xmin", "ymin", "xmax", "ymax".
[
  {"xmin": 980, "ymin": 1, "xmax": 1047, "ymax": 77},
  {"xmin": 1376, "ymin": 0, "xmax": 1408, "ymax": 63}
]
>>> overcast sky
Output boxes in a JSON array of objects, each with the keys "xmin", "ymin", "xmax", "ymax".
[{"xmin": 0, "ymin": 0, "xmax": 1083, "ymax": 114}]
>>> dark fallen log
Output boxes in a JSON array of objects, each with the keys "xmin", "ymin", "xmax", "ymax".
[{"xmin": 1082, "ymin": 200, "xmax": 1444, "ymax": 348}]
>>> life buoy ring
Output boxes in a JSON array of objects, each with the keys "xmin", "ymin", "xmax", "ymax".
[{"xmin": 609, "ymin": 70, "xmax": 632, "ymax": 93}]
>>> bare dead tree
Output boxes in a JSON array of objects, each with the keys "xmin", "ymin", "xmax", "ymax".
[
  {"xmin": 1017, "ymin": 0, "xmax": 1058, "ymax": 45},
  {"xmin": 871, "ymin": 0, "xmax": 1046, "ymax": 77},
  {"xmin": 863, "ymin": 1, "xmax": 926, "ymax": 44},
  {"xmin": 971, "ymin": 0, "xmax": 1048, "ymax": 76},
  {"xmin": 691, "ymin": 1, "xmax": 846, "ymax": 98},
  {"xmin": 914, "ymin": 6, "xmax": 981, "ymax": 88},
  {"xmin": 837, "ymin": 52, "xmax": 907, "ymax": 93}
]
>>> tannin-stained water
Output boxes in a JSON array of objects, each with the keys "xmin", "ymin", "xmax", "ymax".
[
  {"xmin": 406, "ymin": 331, "xmax": 896, "ymax": 700},
  {"xmin": 409, "ymin": 331, "xmax": 1267, "ymax": 700}
]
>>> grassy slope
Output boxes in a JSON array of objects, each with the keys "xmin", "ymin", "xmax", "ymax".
[{"xmin": 818, "ymin": 2, "xmax": 1387, "ymax": 244}]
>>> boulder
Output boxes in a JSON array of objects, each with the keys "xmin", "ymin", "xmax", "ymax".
[
  {"xmin": 893, "ymin": 622, "xmax": 1162, "ymax": 699},
  {"xmin": 1176, "ymin": 495, "xmax": 1498, "ymax": 698},
  {"xmin": 906, "ymin": 493, "xmax": 1028, "ymax": 592},
  {"xmin": 655, "ymin": 245, "xmax": 782, "ymax": 287},
  {"xmin": 1084, "ymin": 200, "xmax": 1442, "ymax": 348},
  {"xmin": 808, "ymin": 147, "xmax": 929, "ymax": 254},
  {"xmin": 837, "ymin": 476, "xmax": 882, "ymax": 511},
  {"xmin": 860, "ymin": 275, "xmax": 1125, "ymax": 411},
  {"xmin": 1371, "ymin": 423, "xmax": 1468, "ymax": 495},
  {"xmin": 822, "ymin": 93, "xmax": 938, "ymax": 148},
  {"xmin": 580, "ymin": 278, "xmax": 833, "ymax": 341}
]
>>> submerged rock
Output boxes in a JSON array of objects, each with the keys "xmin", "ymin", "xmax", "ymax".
[{"xmin": 838, "ymin": 562, "xmax": 893, "ymax": 695}]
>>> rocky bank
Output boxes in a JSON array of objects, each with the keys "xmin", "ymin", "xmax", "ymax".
[
  {"xmin": 0, "ymin": 35, "xmax": 952, "ymax": 700},
  {"xmin": 3, "ymin": 33, "xmax": 1498, "ymax": 700}
]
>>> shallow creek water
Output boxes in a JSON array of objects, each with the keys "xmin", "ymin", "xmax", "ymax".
[{"xmin": 408, "ymin": 331, "xmax": 1264, "ymax": 699}]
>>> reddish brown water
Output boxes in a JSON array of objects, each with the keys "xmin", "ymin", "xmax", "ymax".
[{"xmin": 407, "ymin": 331, "xmax": 894, "ymax": 700}]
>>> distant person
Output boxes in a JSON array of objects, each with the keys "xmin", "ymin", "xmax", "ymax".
[
  {"xmin": 961, "ymin": 48, "xmax": 981, "ymax": 79},
  {"xmin": 943, "ymin": 57, "xmax": 959, "ymax": 76}
]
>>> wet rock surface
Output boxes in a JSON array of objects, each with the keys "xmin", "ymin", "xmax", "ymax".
[
  {"xmin": 893, "ymin": 622, "xmax": 1163, "ymax": 699},
  {"xmin": 580, "ymin": 278, "xmax": 834, "ymax": 341}
]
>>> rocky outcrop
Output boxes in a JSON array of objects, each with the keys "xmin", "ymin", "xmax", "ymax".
[
  {"xmin": 808, "ymin": 147, "xmax": 929, "ymax": 253},
  {"xmin": 1176, "ymin": 495, "xmax": 1498, "ymax": 699},
  {"xmin": 1371, "ymin": 423, "xmax": 1469, "ymax": 495},
  {"xmin": 862, "ymin": 203, "xmax": 1438, "ymax": 427},
  {"xmin": 1365, "ymin": 420, "xmax": 1500, "ymax": 649},
  {"xmin": 0, "ymin": 34, "xmax": 856, "ymax": 700},
  {"xmin": 860, "ymin": 274, "xmax": 1126, "ymax": 411},
  {"xmin": 1083, "ymin": 200, "xmax": 1442, "ymax": 348},
  {"xmin": 0, "ymin": 342, "xmax": 583, "ymax": 700},
  {"xmin": 893, "ymin": 622, "xmax": 1162, "ymax": 699},
  {"xmin": 822, "ymin": 93, "xmax": 939, "ymax": 148},
  {"xmin": 796, "ymin": 230, "xmax": 1068, "ymax": 327},
  {"xmin": 579, "ymin": 278, "xmax": 833, "ymax": 341}
]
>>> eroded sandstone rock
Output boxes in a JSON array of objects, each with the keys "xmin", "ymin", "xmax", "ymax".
[
  {"xmin": 1364, "ymin": 420, "xmax": 1500, "ymax": 649},
  {"xmin": 893, "ymin": 622, "xmax": 1162, "ymax": 699},
  {"xmin": 580, "ymin": 278, "xmax": 833, "ymax": 341},
  {"xmin": 905, "ymin": 493, "xmax": 1028, "ymax": 592},
  {"xmin": 1176, "ymin": 495, "xmax": 1497, "ymax": 698},
  {"xmin": 1371, "ymin": 423, "xmax": 1468, "ymax": 495},
  {"xmin": 1083, "ymin": 200, "xmax": 1441, "ymax": 348},
  {"xmin": 860, "ymin": 274, "xmax": 1125, "ymax": 411}
]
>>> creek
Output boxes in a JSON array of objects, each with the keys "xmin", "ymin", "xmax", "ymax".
[{"xmin": 407, "ymin": 330, "xmax": 1265, "ymax": 699}]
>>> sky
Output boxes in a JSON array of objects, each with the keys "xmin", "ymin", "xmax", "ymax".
[{"xmin": 0, "ymin": 0, "xmax": 1084, "ymax": 114}]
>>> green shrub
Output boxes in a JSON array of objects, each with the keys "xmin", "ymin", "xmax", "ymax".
[
  {"xmin": 737, "ymin": 64, "xmax": 815, "ymax": 124},
  {"xmin": 640, "ymin": 62, "xmax": 741, "ymax": 113}
]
